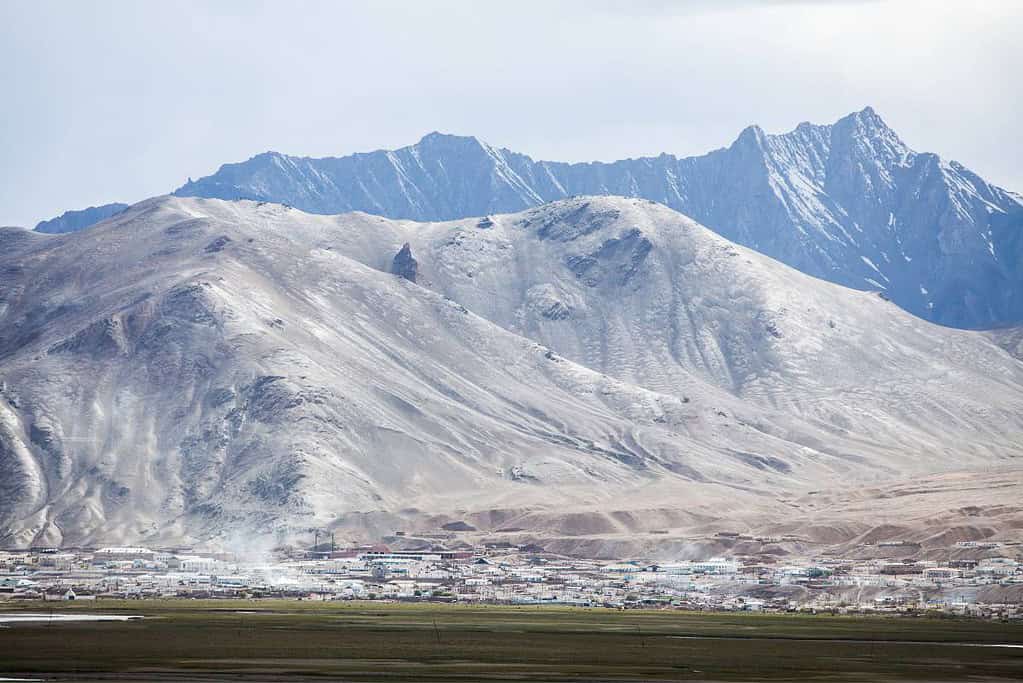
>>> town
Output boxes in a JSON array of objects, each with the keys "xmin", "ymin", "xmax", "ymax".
[{"xmin": 2, "ymin": 535, "xmax": 1021, "ymax": 621}]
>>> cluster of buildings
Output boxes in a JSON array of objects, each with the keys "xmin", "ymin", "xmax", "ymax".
[{"xmin": 1, "ymin": 541, "xmax": 1020, "ymax": 619}]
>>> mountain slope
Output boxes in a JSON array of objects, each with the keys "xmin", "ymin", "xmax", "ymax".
[
  {"xmin": 172, "ymin": 109, "xmax": 1023, "ymax": 329},
  {"xmin": 1, "ymin": 196, "xmax": 1021, "ymax": 548},
  {"xmin": 34, "ymin": 203, "xmax": 128, "ymax": 234},
  {"xmin": 286, "ymin": 196, "xmax": 1023, "ymax": 464}
]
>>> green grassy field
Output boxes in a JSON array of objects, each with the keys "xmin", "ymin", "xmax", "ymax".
[{"xmin": 0, "ymin": 599, "xmax": 1021, "ymax": 681}]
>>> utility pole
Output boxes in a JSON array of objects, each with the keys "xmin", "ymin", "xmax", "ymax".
[
  {"xmin": 330, "ymin": 532, "xmax": 335, "ymax": 555},
  {"xmin": 314, "ymin": 529, "xmax": 319, "ymax": 556}
]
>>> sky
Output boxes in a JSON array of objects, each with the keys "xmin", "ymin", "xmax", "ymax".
[{"xmin": 1, "ymin": 0, "xmax": 1021, "ymax": 227}]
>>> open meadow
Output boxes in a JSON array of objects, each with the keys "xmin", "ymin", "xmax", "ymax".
[{"xmin": 0, "ymin": 600, "xmax": 1021, "ymax": 681}]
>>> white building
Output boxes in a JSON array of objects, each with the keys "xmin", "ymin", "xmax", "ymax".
[
  {"xmin": 689, "ymin": 558, "xmax": 739, "ymax": 575},
  {"xmin": 923, "ymin": 567, "xmax": 960, "ymax": 582}
]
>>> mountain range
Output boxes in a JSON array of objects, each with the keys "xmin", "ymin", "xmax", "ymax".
[
  {"xmin": 2, "ymin": 195, "xmax": 1022, "ymax": 549},
  {"xmin": 34, "ymin": 203, "xmax": 128, "ymax": 234},
  {"xmin": 168, "ymin": 107, "xmax": 1023, "ymax": 329},
  {"xmin": 34, "ymin": 109, "xmax": 1023, "ymax": 329}
]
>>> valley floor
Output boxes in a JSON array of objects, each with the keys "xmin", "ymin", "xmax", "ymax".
[{"xmin": 0, "ymin": 600, "xmax": 1021, "ymax": 681}]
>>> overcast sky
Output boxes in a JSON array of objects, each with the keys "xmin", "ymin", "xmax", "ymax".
[{"xmin": 2, "ymin": 0, "xmax": 1020, "ymax": 227}]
